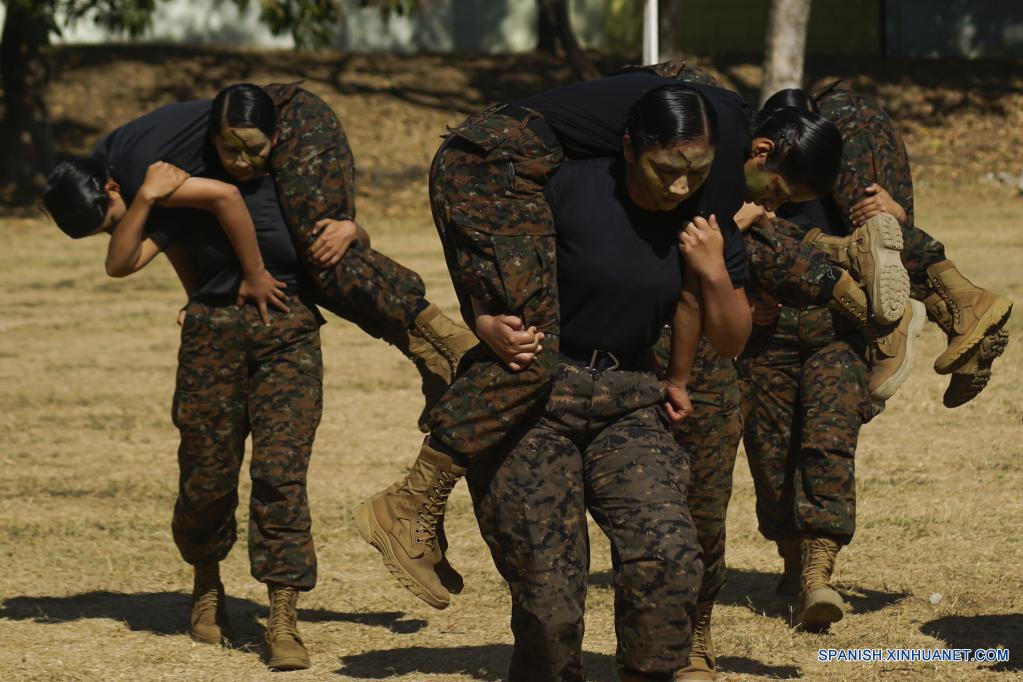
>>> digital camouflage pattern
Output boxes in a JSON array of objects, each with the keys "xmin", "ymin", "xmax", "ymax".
[
  {"xmin": 425, "ymin": 108, "xmax": 564, "ymax": 459},
  {"xmin": 653, "ymin": 333, "xmax": 741, "ymax": 604},
  {"xmin": 265, "ymin": 82, "xmax": 428, "ymax": 342},
  {"xmin": 172, "ymin": 301, "xmax": 322, "ymax": 590},
  {"xmin": 737, "ymin": 305, "xmax": 872, "ymax": 545},
  {"xmin": 467, "ymin": 362, "xmax": 701, "ymax": 681},
  {"xmin": 747, "ymin": 217, "xmax": 838, "ymax": 307},
  {"xmin": 813, "ymin": 82, "xmax": 947, "ymax": 299}
]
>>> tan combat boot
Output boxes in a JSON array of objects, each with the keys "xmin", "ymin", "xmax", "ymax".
[
  {"xmin": 189, "ymin": 561, "xmax": 228, "ymax": 645},
  {"xmin": 925, "ymin": 261, "xmax": 1012, "ymax": 374},
  {"xmin": 868, "ymin": 299, "xmax": 926, "ymax": 401},
  {"xmin": 827, "ymin": 270, "xmax": 893, "ymax": 340},
  {"xmin": 265, "ymin": 585, "xmax": 310, "ymax": 671},
  {"xmin": 352, "ymin": 442, "xmax": 467, "ymax": 609},
  {"xmin": 402, "ymin": 303, "xmax": 479, "ymax": 431},
  {"xmin": 775, "ymin": 538, "xmax": 802, "ymax": 596},
  {"xmin": 675, "ymin": 602, "xmax": 716, "ymax": 680},
  {"xmin": 943, "ymin": 329, "xmax": 1009, "ymax": 408},
  {"xmin": 805, "ymin": 213, "xmax": 909, "ymax": 324},
  {"xmin": 796, "ymin": 537, "xmax": 846, "ymax": 632}
]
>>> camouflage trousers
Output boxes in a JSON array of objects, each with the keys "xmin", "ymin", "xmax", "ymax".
[
  {"xmin": 814, "ymin": 83, "xmax": 948, "ymax": 300},
  {"xmin": 425, "ymin": 107, "xmax": 564, "ymax": 459},
  {"xmin": 467, "ymin": 362, "xmax": 702, "ymax": 681},
  {"xmin": 265, "ymin": 82, "xmax": 428, "ymax": 343},
  {"xmin": 737, "ymin": 306, "xmax": 872, "ymax": 545},
  {"xmin": 653, "ymin": 333, "xmax": 742, "ymax": 605},
  {"xmin": 902, "ymin": 224, "xmax": 947, "ymax": 300},
  {"xmin": 747, "ymin": 217, "xmax": 838, "ymax": 307},
  {"xmin": 171, "ymin": 300, "xmax": 323, "ymax": 589}
]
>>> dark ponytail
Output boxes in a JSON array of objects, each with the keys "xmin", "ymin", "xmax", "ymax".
[
  {"xmin": 751, "ymin": 106, "xmax": 842, "ymax": 198},
  {"xmin": 762, "ymin": 88, "xmax": 818, "ymax": 115}
]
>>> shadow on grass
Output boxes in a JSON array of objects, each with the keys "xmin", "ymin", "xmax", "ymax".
[
  {"xmin": 337, "ymin": 644, "xmax": 616, "ymax": 681},
  {"xmin": 717, "ymin": 568, "xmax": 909, "ymax": 624},
  {"xmin": 0, "ymin": 591, "xmax": 425, "ymax": 652},
  {"xmin": 716, "ymin": 655, "xmax": 801, "ymax": 678},
  {"xmin": 921, "ymin": 614, "xmax": 1022, "ymax": 672}
]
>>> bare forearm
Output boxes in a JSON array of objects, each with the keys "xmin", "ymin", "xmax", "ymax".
[
  {"xmin": 105, "ymin": 195, "xmax": 155, "ymax": 276},
  {"xmin": 701, "ymin": 271, "xmax": 752, "ymax": 358}
]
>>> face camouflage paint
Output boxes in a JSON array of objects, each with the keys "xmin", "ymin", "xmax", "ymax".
[{"xmin": 216, "ymin": 127, "xmax": 271, "ymax": 178}]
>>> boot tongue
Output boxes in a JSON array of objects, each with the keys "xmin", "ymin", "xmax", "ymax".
[{"xmin": 400, "ymin": 459, "xmax": 439, "ymax": 495}]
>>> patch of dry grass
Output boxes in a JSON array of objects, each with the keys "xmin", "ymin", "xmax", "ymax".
[{"xmin": 1, "ymin": 50, "xmax": 1022, "ymax": 681}]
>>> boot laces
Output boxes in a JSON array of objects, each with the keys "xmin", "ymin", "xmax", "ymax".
[
  {"xmin": 193, "ymin": 565, "xmax": 220, "ymax": 617},
  {"xmin": 930, "ymin": 277, "xmax": 962, "ymax": 326},
  {"xmin": 805, "ymin": 539, "xmax": 839, "ymax": 584},
  {"xmin": 269, "ymin": 588, "xmax": 300, "ymax": 641},
  {"xmin": 419, "ymin": 326, "xmax": 458, "ymax": 366},
  {"xmin": 414, "ymin": 471, "xmax": 459, "ymax": 549},
  {"xmin": 689, "ymin": 606, "xmax": 712, "ymax": 658}
]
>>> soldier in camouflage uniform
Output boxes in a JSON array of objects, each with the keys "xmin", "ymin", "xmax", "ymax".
[
  {"xmin": 352, "ymin": 65, "xmax": 867, "ymax": 624},
  {"xmin": 260, "ymin": 82, "xmax": 478, "ymax": 425},
  {"xmin": 736, "ymin": 240, "xmax": 872, "ymax": 634},
  {"xmin": 808, "ymin": 81, "xmax": 1011, "ymax": 407}
]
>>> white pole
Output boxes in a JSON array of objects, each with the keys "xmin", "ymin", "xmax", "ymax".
[{"xmin": 643, "ymin": 0, "xmax": 659, "ymax": 65}]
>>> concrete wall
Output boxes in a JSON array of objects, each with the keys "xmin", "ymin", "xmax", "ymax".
[
  {"xmin": 2, "ymin": 0, "xmax": 1022, "ymax": 58},
  {"xmin": 885, "ymin": 0, "xmax": 1023, "ymax": 58}
]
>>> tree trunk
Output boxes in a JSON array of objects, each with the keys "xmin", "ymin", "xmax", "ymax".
[
  {"xmin": 0, "ymin": 3, "xmax": 54, "ymax": 205},
  {"xmin": 536, "ymin": 0, "xmax": 599, "ymax": 81},
  {"xmin": 658, "ymin": 0, "xmax": 675, "ymax": 61},
  {"xmin": 760, "ymin": 0, "xmax": 812, "ymax": 107},
  {"xmin": 537, "ymin": 0, "xmax": 558, "ymax": 53}
]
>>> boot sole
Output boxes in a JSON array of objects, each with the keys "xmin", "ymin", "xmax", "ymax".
[
  {"xmin": 944, "ymin": 329, "xmax": 1008, "ymax": 408},
  {"xmin": 267, "ymin": 656, "xmax": 311, "ymax": 671},
  {"xmin": 871, "ymin": 299, "xmax": 927, "ymax": 401},
  {"xmin": 265, "ymin": 634, "xmax": 311, "ymax": 671},
  {"xmin": 189, "ymin": 630, "xmax": 226, "ymax": 646},
  {"xmin": 797, "ymin": 600, "xmax": 845, "ymax": 632},
  {"xmin": 864, "ymin": 214, "xmax": 910, "ymax": 325},
  {"xmin": 352, "ymin": 500, "xmax": 450, "ymax": 610},
  {"xmin": 796, "ymin": 587, "xmax": 845, "ymax": 632},
  {"xmin": 934, "ymin": 299, "xmax": 1013, "ymax": 374}
]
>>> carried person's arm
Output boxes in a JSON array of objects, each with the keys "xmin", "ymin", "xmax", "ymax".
[
  {"xmin": 105, "ymin": 161, "xmax": 187, "ymax": 277},
  {"xmin": 679, "ymin": 215, "xmax": 752, "ymax": 358},
  {"xmin": 106, "ymin": 162, "xmax": 288, "ymax": 324}
]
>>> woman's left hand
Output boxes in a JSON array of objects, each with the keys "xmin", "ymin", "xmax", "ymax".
[
  {"xmin": 663, "ymin": 379, "xmax": 693, "ymax": 423},
  {"xmin": 848, "ymin": 183, "xmax": 907, "ymax": 226},
  {"xmin": 308, "ymin": 218, "xmax": 360, "ymax": 267}
]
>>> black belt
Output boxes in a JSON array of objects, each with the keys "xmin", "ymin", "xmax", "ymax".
[
  {"xmin": 496, "ymin": 105, "xmax": 561, "ymax": 151},
  {"xmin": 559, "ymin": 345, "xmax": 653, "ymax": 373}
]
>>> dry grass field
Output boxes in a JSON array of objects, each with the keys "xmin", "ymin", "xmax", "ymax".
[{"xmin": 1, "ymin": 49, "xmax": 1021, "ymax": 681}]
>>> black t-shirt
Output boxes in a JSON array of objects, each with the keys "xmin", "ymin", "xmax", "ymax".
[
  {"xmin": 776, "ymin": 198, "xmax": 845, "ymax": 236},
  {"xmin": 546, "ymin": 158, "xmax": 746, "ymax": 356},
  {"xmin": 145, "ymin": 175, "xmax": 307, "ymax": 305},
  {"xmin": 91, "ymin": 100, "xmax": 309, "ymax": 304},
  {"xmin": 515, "ymin": 71, "xmax": 752, "ymax": 272}
]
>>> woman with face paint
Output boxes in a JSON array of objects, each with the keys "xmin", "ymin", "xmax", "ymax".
[
  {"xmin": 42, "ymin": 82, "xmax": 483, "ymax": 670},
  {"xmin": 457, "ymin": 83, "xmax": 752, "ymax": 682}
]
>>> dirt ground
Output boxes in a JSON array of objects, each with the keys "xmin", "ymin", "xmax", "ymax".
[{"xmin": 1, "ymin": 48, "xmax": 1021, "ymax": 681}]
